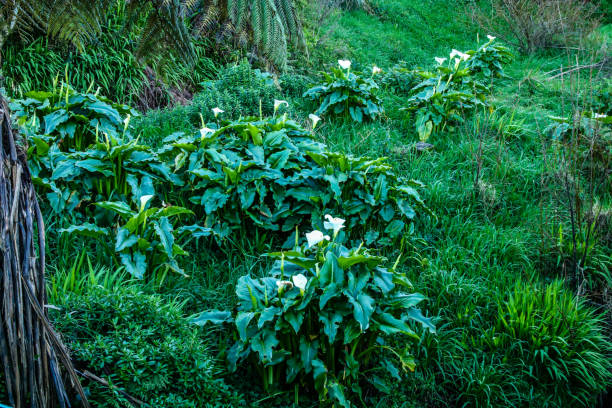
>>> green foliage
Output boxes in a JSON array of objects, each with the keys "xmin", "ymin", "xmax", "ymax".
[
  {"xmin": 488, "ymin": 281, "xmax": 612, "ymax": 406},
  {"xmin": 464, "ymin": 37, "xmax": 514, "ymax": 79},
  {"xmin": 192, "ymin": 220, "xmax": 434, "ymax": 407},
  {"xmin": 50, "ymin": 285, "xmax": 240, "ymax": 407},
  {"xmin": 89, "ymin": 196, "xmax": 194, "ymax": 279},
  {"xmin": 132, "ymin": 62, "xmax": 282, "ymax": 144},
  {"xmin": 186, "ymin": 0, "xmax": 304, "ymax": 68},
  {"xmin": 158, "ymin": 114, "xmax": 431, "ymax": 245},
  {"xmin": 303, "ymin": 60, "xmax": 383, "ymax": 122},
  {"xmin": 380, "ymin": 61, "xmax": 418, "ymax": 95},
  {"xmin": 401, "ymin": 38, "xmax": 511, "ymax": 141}
]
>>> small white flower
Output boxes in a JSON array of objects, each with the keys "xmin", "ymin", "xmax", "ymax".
[
  {"xmin": 274, "ymin": 99, "xmax": 288, "ymax": 112},
  {"xmin": 593, "ymin": 113, "xmax": 606, "ymax": 119},
  {"xmin": 338, "ymin": 59, "xmax": 352, "ymax": 70},
  {"xmin": 199, "ymin": 127, "xmax": 215, "ymax": 139},
  {"xmin": 372, "ymin": 65, "xmax": 382, "ymax": 74},
  {"xmin": 323, "ymin": 214, "xmax": 345, "ymax": 236},
  {"xmin": 435, "ymin": 57, "xmax": 447, "ymax": 65},
  {"xmin": 450, "ymin": 49, "xmax": 470, "ymax": 61},
  {"xmin": 306, "ymin": 230, "xmax": 330, "ymax": 248},
  {"xmin": 139, "ymin": 194, "xmax": 154, "ymax": 211},
  {"xmin": 212, "ymin": 107, "xmax": 224, "ymax": 118},
  {"xmin": 276, "ymin": 280, "xmax": 294, "ymax": 291},
  {"xmin": 123, "ymin": 114, "xmax": 131, "ymax": 131},
  {"xmin": 309, "ymin": 113, "xmax": 321, "ymax": 129},
  {"xmin": 292, "ymin": 274, "xmax": 308, "ymax": 292},
  {"xmin": 487, "ymin": 35, "xmax": 496, "ymax": 41}
]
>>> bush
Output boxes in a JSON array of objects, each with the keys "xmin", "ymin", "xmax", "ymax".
[
  {"xmin": 303, "ymin": 60, "xmax": 383, "ymax": 122},
  {"xmin": 158, "ymin": 114, "xmax": 432, "ymax": 246},
  {"xmin": 401, "ymin": 38, "xmax": 511, "ymax": 141},
  {"xmin": 192, "ymin": 219, "xmax": 435, "ymax": 407},
  {"xmin": 470, "ymin": 0, "xmax": 599, "ymax": 54},
  {"xmin": 132, "ymin": 62, "xmax": 282, "ymax": 145},
  {"xmin": 50, "ymin": 286, "xmax": 241, "ymax": 408}
]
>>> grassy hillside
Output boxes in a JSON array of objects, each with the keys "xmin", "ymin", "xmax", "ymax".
[{"xmin": 3, "ymin": 0, "xmax": 610, "ymax": 406}]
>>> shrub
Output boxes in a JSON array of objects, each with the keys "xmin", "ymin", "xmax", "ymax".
[
  {"xmin": 50, "ymin": 286, "xmax": 240, "ymax": 408},
  {"xmin": 132, "ymin": 62, "xmax": 281, "ymax": 145},
  {"xmin": 401, "ymin": 38, "xmax": 511, "ymax": 141},
  {"xmin": 303, "ymin": 59, "xmax": 383, "ymax": 122},
  {"xmin": 192, "ymin": 218, "xmax": 435, "ymax": 407},
  {"xmin": 470, "ymin": 0, "xmax": 599, "ymax": 54},
  {"xmin": 158, "ymin": 114, "xmax": 432, "ymax": 245}
]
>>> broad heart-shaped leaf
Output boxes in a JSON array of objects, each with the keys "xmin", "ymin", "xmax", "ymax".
[
  {"xmin": 235, "ymin": 312, "xmax": 256, "ymax": 341},
  {"xmin": 384, "ymin": 219, "xmax": 405, "ymax": 238},
  {"xmin": 286, "ymin": 356, "xmax": 303, "ymax": 383},
  {"xmin": 284, "ymin": 310, "xmax": 305, "ymax": 334},
  {"xmin": 153, "ymin": 217, "xmax": 175, "ymax": 260},
  {"xmin": 384, "ymin": 293, "xmax": 424, "ymax": 309},
  {"xmin": 258, "ymin": 306, "xmax": 281, "ymax": 328},
  {"xmin": 119, "ymin": 251, "xmax": 147, "ymax": 279},
  {"xmin": 311, "ymin": 359, "xmax": 328, "ymax": 392},
  {"xmin": 373, "ymin": 268, "xmax": 395, "ymax": 294},
  {"xmin": 347, "ymin": 293, "xmax": 375, "ymax": 331},
  {"xmin": 95, "ymin": 201, "xmax": 134, "ymax": 218},
  {"xmin": 405, "ymin": 308, "xmax": 436, "ymax": 333},
  {"xmin": 190, "ymin": 310, "xmax": 232, "ymax": 326},
  {"xmin": 299, "ymin": 337, "xmax": 319, "ymax": 374},
  {"xmin": 319, "ymin": 252, "xmax": 342, "ymax": 285},
  {"xmin": 371, "ymin": 312, "xmax": 417, "ymax": 337},
  {"xmin": 338, "ymin": 253, "xmax": 384, "ymax": 270},
  {"xmin": 396, "ymin": 198, "xmax": 416, "ymax": 219},
  {"xmin": 250, "ymin": 330, "xmax": 279, "ymax": 363},
  {"xmin": 201, "ymin": 187, "xmax": 229, "ymax": 214},
  {"xmin": 115, "ymin": 228, "xmax": 138, "ymax": 251},
  {"xmin": 44, "ymin": 109, "xmax": 69, "ymax": 134},
  {"xmin": 58, "ymin": 223, "xmax": 109, "ymax": 239},
  {"xmin": 319, "ymin": 311, "xmax": 343, "ymax": 343},
  {"xmin": 328, "ymin": 381, "xmax": 350, "ymax": 408},
  {"xmin": 126, "ymin": 174, "xmax": 155, "ymax": 203}
]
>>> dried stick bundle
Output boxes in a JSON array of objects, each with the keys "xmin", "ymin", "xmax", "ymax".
[{"xmin": 0, "ymin": 95, "xmax": 89, "ymax": 407}]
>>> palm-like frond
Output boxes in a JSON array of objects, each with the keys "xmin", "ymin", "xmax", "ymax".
[
  {"xmin": 186, "ymin": 0, "xmax": 304, "ymax": 68},
  {"xmin": 0, "ymin": 0, "xmax": 194, "ymax": 64}
]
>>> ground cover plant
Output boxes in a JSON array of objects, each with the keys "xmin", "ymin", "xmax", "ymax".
[{"xmin": 2, "ymin": 0, "xmax": 612, "ymax": 407}]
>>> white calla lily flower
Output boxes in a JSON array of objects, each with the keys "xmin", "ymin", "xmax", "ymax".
[
  {"xmin": 487, "ymin": 34, "xmax": 496, "ymax": 41},
  {"xmin": 372, "ymin": 65, "xmax": 382, "ymax": 74},
  {"xmin": 199, "ymin": 127, "xmax": 215, "ymax": 139},
  {"xmin": 292, "ymin": 274, "xmax": 308, "ymax": 293},
  {"xmin": 309, "ymin": 113, "xmax": 321, "ymax": 129},
  {"xmin": 324, "ymin": 214, "xmax": 345, "ymax": 236},
  {"xmin": 306, "ymin": 230, "xmax": 330, "ymax": 248},
  {"xmin": 274, "ymin": 99, "xmax": 289, "ymax": 112},
  {"xmin": 139, "ymin": 194, "xmax": 154, "ymax": 211},
  {"xmin": 212, "ymin": 107, "xmax": 224, "ymax": 118},
  {"xmin": 276, "ymin": 280, "xmax": 294, "ymax": 293},
  {"xmin": 338, "ymin": 59, "xmax": 352, "ymax": 70},
  {"xmin": 450, "ymin": 49, "xmax": 470, "ymax": 61},
  {"xmin": 435, "ymin": 57, "xmax": 447, "ymax": 65}
]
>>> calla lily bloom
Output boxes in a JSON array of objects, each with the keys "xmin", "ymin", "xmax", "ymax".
[
  {"xmin": 139, "ymin": 194, "xmax": 154, "ymax": 211},
  {"xmin": 450, "ymin": 49, "xmax": 470, "ymax": 61},
  {"xmin": 276, "ymin": 280, "xmax": 294, "ymax": 293},
  {"xmin": 487, "ymin": 35, "xmax": 496, "ymax": 41},
  {"xmin": 292, "ymin": 274, "xmax": 308, "ymax": 294},
  {"xmin": 306, "ymin": 230, "xmax": 330, "ymax": 248},
  {"xmin": 212, "ymin": 107, "xmax": 224, "ymax": 118},
  {"xmin": 324, "ymin": 214, "xmax": 345, "ymax": 236},
  {"xmin": 338, "ymin": 59, "xmax": 352, "ymax": 70},
  {"xmin": 274, "ymin": 99, "xmax": 289, "ymax": 112},
  {"xmin": 199, "ymin": 127, "xmax": 215, "ymax": 138},
  {"xmin": 434, "ymin": 57, "xmax": 447, "ymax": 65},
  {"xmin": 309, "ymin": 113, "xmax": 321, "ymax": 129},
  {"xmin": 372, "ymin": 66, "xmax": 382, "ymax": 74}
]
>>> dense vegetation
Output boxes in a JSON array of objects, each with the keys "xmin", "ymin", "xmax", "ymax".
[{"xmin": 1, "ymin": 0, "xmax": 611, "ymax": 407}]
